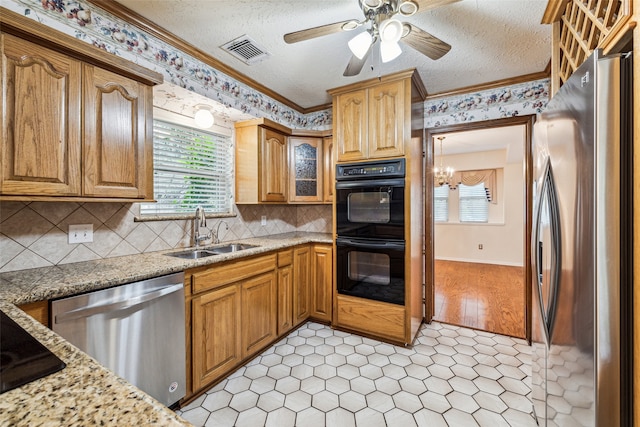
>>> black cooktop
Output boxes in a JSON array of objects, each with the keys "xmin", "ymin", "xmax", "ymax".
[{"xmin": 0, "ymin": 309, "xmax": 66, "ymax": 394}]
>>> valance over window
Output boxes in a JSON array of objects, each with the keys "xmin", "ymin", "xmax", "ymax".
[{"xmin": 444, "ymin": 169, "xmax": 497, "ymax": 204}]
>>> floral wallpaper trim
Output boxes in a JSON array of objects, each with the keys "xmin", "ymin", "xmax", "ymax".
[
  {"xmin": 5, "ymin": 0, "xmax": 548, "ymax": 131},
  {"xmin": 5, "ymin": 0, "xmax": 332, "ymax": 130},
  {"xmin": 423, "ymin": 78, "xmax": 550, "ymax": 128}
]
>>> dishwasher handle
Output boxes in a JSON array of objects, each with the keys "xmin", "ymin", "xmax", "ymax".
[{"xmin": 54, "ymin": 283, "xmax": 184, "ymax": 324}]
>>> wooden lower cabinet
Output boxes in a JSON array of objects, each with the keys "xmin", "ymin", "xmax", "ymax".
[
  {"xmin": 187, "ymin": 244, "xmax": 333, "ymax": 401},
  {"xmin": 277, "ymin": 250, "xmax": 294, "ymax": 335},
  {"xmin": 192, "ymin": 284, "xmax": 242, "ymax": 392},
  {"xmin": 311, "ymin": 244, "xmax": 332, "ymax": 322},
  {"xmin": 293, "ymin": 245, "xmax": 311, "ymax": 324},
  {"xmin": 18, "ymin": 300, "xmax": 49, "ymax": 326},
  {"xmin": 241, "ymin": 271, "xmax": 277, "ymax": 358}
]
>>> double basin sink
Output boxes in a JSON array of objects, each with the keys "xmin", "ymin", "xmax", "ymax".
[{"xmin": 166, "ymin": 243, "xmax": 259, "ymax": 260}]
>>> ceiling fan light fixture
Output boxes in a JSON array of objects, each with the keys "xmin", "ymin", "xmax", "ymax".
[
  {"xmin": 362, "ymin": 0, "xmax": 383, "ymax": 9},
  {"xmin": 342, "ymin": 20, "xmax": 361, "ymax": 31},
  {"xmin": 348, "ymin": 31, "xmax": 373, "ymax": 59},
  {"xmin": 380, "ymin": 40, "xmax": 402, "ymax": 63},
  {"xmin": 379, "ymin": 19, "xmax": 403, "ymax": 43},
  {"xmin": 194, "ymin": 106, "xmax": 215, "ymax": 128},
  {"xmin": 398, "ymin": 1, "xmax": 418, "ymax": 16}
]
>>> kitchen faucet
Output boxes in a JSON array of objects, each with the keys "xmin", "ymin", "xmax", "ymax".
[
  {"xmin": 194, "ymin": 206, "xmax": 211, "ymax": 248},
  {"xmin": 214, "ymin": 220, "xmax": 229, "ymax": 244}
]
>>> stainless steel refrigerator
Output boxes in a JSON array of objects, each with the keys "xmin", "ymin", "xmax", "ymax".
[{"xmin": 531, "ymin": 50, "xmax": 633, "ymax": 426}]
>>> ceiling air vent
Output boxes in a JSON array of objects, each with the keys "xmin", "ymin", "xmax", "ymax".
[{"xmin": 221, "ymin": 35, "xmax": 270, "ymax": 65}]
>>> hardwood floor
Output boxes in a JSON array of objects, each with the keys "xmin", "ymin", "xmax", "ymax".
[{"xmin": 434, "ymin": 260, "xmax": 526, "ymax": 338}]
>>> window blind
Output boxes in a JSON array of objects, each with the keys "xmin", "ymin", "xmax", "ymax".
[
  {"xmin": 140, "ymin": 120, "xmax": 233, "ymax": 216},
  {"xmin": 459, "ymin": 183, "xmax": 489, "ymax": 223},
  {"xmin": 433, "ymin": 185, "xmax": 449, "ymax": 222}
]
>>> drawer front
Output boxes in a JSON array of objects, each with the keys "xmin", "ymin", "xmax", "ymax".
[
  {"xmin": 335, "ymin": 295, "xmax": 404, "ymax": 343},
  {"xmin": 277, "ymin": 249, "xmax": 293, "ymax": 267},
  {"xmin": 191, "ymin": 254, "xmax": 277, "ymax": 294}
]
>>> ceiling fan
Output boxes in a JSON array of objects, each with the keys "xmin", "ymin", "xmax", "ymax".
[{"xmin": 283, "ymin": 0, "xmax": 459, "ymax": 77}]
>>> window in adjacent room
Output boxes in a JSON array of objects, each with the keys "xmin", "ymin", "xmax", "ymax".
[
  {"xmin": 140, "ymin": 119, "xmax": 233, "ymax": 216},
  {"xmin": 433, "ymin": 184, "xmax": 449, "ymax": 222},
  {"xmin": 458, "ymin": 182, "xmax": 489, "ymax": 223}
]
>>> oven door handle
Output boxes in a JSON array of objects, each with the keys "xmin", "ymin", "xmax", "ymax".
[
  {"xmin": 336, "ymin": 237, "xmax": 405, "ymax": 250},
  {"xmin": 335, "ymin": 178, "xmax": 405, "ymax": 189}
]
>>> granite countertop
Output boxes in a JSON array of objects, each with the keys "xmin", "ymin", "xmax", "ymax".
[
  {"xmin": 0, "ymin": 232, "xmax": 332, "ymax": 305},
  {"xmin": 0, "ymin": 301, "xmax": 191, "ymax": 427},
  {"xmin": 0, "ymin": 232, "xmax": 332, "ymax": 427}
]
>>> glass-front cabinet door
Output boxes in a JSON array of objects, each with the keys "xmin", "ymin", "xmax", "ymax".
[{"xmin": 289, "ymin": 137, "xmax": 323, "ymax": 203}]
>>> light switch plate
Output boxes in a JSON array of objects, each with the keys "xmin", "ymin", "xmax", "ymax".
[
  {"xmin": 261, "ymin": 215, "xmax": 267, "ymax": 226},
  {"xmin": 69, "ymin": 224, "xmax": 94, "ymax": 244}
]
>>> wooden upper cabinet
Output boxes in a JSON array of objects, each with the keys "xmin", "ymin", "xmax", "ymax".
[
  {"xmin": 1, "ymin": 34, "xmax": 82, "ymax": 196},
  {"xmin": 368, "ymin": 80, "xmax": 404, "ymax": 159},
  {"xmin": 330, "ymin": 70, "xmax": 420, "ymax": 163},
  {"xmin": 289, "ymin": 137, "xmax": 323, "ymax": 203},
  {"xmin": 261, "ymin": 128, "xmax": 288, "ymax": 202},
  {"xmin": 83, "ymin": 66, "xmax": 151, "ymax": 198},
  {"xmin": 334, "ymin": 89, "xmax": 368, "ymax": 161},
  {"xmin": 323, "ymin": 136, "xmax": 335, "ymax": 203},
  {"xmin": 0, "ymin": 13, "xmax": 162, "ymax": 201},
  {"xmin": 235, "ymin": 119, "xmax": 291, "ymax": 204}
]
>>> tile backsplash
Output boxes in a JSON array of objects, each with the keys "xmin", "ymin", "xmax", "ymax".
[{"xmin": 0, "ymin": 202, "xmax": 332, "ymax": 273}]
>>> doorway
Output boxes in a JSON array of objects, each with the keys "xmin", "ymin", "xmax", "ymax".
[{"xmin": 424, "ymin": 116, "xmax": 534, "ymax": 340}]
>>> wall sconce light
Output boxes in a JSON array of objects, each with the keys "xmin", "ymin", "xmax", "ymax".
[{"xmin": 194, "ymin": 105, "xmax": 214, "ymax": 128}]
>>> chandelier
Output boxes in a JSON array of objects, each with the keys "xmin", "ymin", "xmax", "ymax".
[{"xmin": 434, "ymin": 136, "xmax": 454, "ymax": 186}]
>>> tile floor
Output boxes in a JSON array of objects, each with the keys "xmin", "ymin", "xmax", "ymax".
[{"xmin": 178, "ymin": 321, "xmax": 537, "ymax": 427}]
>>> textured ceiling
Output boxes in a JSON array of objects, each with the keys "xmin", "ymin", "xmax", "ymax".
[{"xmin": 113, "ymin": 0, "xmax": 551, "ymax": 110}]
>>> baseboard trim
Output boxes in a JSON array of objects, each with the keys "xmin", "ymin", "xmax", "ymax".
[{"xmin": 435, "ymin": 256, "xmax": 524, "ymax": 267}]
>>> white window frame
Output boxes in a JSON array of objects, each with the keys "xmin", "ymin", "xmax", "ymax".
[
  {"xmin": 140, "ymin": 118, "xmax": 233, "ymax": 217},
  {"xmin": 458, "ymin": 182, "xmax": 489, "ymax": 223},
  {"xmin": 433, "ymin": 185, "xmax": 449, "ymax": 222}
]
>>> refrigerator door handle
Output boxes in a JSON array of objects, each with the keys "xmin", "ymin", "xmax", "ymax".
[{"xmin": 533, "ymin": 159, "xmax": 562, "ymax": 343}]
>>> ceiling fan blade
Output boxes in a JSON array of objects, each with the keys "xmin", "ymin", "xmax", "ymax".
[
  {"xmin": 343, "ymin": 48, "xmax": 372, "ymax": 77},
  {"xmin": 413, "ymin": 0, "xmax": 461, "ymax": 13},
  {"xmin": 402, "ymin": 24, "xmax": 451, "ymax": 60},
  {"xmin": 284, "ymin": 20, "xmax": 358, "ymax": 44}
]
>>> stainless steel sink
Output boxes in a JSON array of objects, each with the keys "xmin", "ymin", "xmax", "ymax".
[
  {"xmin": 208, "ymin": 243, "xmax": 259, "ymax": 254},
  {"xmin": 166, "ymin": 243, "xmax": 259, "ymax": 259},
  {"xmin": 166, "ymin": 249, "xmax": 219, "ymax": 259}
]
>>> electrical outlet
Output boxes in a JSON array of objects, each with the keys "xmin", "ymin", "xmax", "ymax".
[
  {"xmin": 261, "ymin": 215, "xmax": 267, "ymax": 226},
  {"xmin": 478, "ymin": 244, "xmax": 483, "ymax": 250},
  {"xmin": 69, "ymin": 224, "xmax": 93, "ymax": 244}
]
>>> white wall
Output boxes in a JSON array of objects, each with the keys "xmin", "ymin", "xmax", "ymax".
[{"xmin": 435, "ymin": 150, "xmax": 525, "ymax": 267}]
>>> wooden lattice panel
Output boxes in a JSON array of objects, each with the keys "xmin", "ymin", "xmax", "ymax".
[{"xmin": 557, "ymin": 0, "xmax": 624, "ymax": 83}]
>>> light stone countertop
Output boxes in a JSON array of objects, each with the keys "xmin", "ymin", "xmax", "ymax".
[
  {"xmin": 0, "ymin": 232, "xmax": 332, "ymax": 427},
  {"xmin": 0, "ymin": 301, "xmax": 192, "ymax": 427},
  {"xmin": 0, "ymin": 232, "xmax": 332, "ymax": 305}
]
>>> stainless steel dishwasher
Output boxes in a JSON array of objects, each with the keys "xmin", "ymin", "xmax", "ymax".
[{"xmin": 51, "ymin": 272, "xmax": 186, "ymax": 407}]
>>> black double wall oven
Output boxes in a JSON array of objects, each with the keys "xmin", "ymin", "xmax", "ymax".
[{"xmin": 335, "ymin": 159, "xmax": 406, "ymax": 306}]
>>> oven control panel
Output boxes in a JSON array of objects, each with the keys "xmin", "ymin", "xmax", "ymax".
[{"xmin": 336, "ymin": 159, "xmax": 405, "ymax": 180}]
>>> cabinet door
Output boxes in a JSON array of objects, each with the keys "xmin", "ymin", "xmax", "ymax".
[
  {"xmin": 368, "ymin": 80, "xmax": 405, "ymax": 158},
  {"xmin": 335, "ymin": 90, "xmax": 367, "ymax": 162},
  {"xmin": 311, "ymin": 244, "xmax": 333, "ymax": 322},
  {"xmin": 323, "ymin": 137, "xmax": 334, "ymax": 203},
  {"xmin": 277, "ymin": 263, "xmax": 294, "ymax": 335},
  {"xmin": 289, "ymin": 137, "xmax": 323, "ymax": 203},
  {"xmin": 293, "ymin": 245, "xmax": 311, "ymax": 324},
  {"xmin": 83, "ymin": 65, "xmax": 151, "ymax": 198},
  {"xmin": 1, "ymin": 34, "xmax": 82, "ymax": 196},
  {"xmin": 260, "ymin": 128, "xmax": 288, "ymax": 202},
  {"xmin": 192, "ymin": 284, "xmax": 241, "ymax": 391},
  {"xmin": 241, "ymin": 271, "xmax": 277, "ymax": 358}
]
